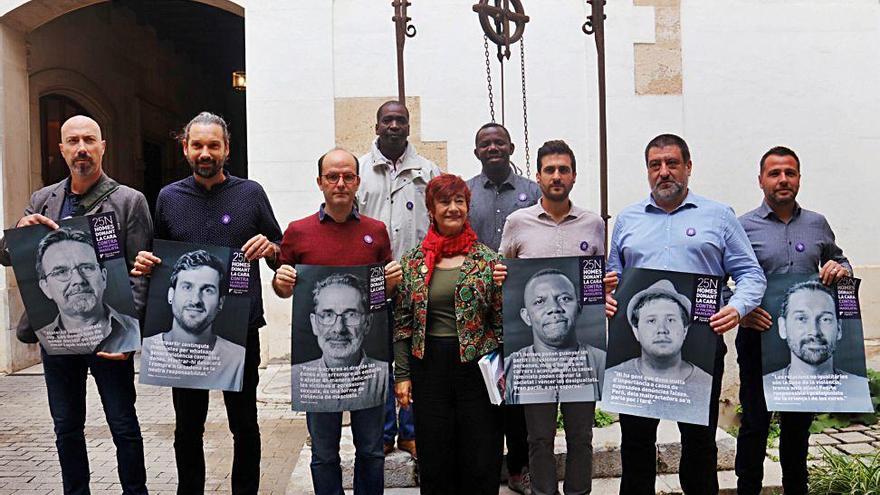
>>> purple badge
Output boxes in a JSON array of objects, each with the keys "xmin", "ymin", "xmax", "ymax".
[
  {"xmin": 518, "ymin": 193, "xmax": 528, "ymax": 202},
  {"xmin": 406, "ymin": 201, "xmax": 414, "ymax": 210},
  {"xmin": 580, "ymin": 241, "xmax": 589, "ymax": 251},
  {"xmin": 686, "ymin": 228, "xmax": 696, "ymax": 237},
  {"xmin": 795, "ymin": 242, "xmax": 805, "ymax": 252},
  {"xmin": 364, "ymin": 234, "xmax": 374, "ymax": 245},
  {"xmin": 221, "ymin": 214, "xmax": 231, "ymax": 225}
]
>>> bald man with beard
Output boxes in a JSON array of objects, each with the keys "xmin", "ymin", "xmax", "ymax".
[{"xmin": 0, "ymin": 115, "xmax": 152, "ymax": 494}]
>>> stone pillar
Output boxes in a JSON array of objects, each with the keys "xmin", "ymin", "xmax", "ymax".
[
  {"xmin": 244, "ymin": 3, "xmax": 336, "ymax": 364},
  {"xmin": 0, "ymin": 21, "xmax": 39, "ymax": 373}
]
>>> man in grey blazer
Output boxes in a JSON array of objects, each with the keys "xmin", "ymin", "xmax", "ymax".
[{"xmin": 0, "ymin": 115, "xmax": 151, "ymax": 494}]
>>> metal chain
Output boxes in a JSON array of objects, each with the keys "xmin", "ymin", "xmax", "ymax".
[
  {"xmin": 519, "ymin": 36, "xmax": 530, "ymax": 177},
  {"xmin": 483, "ymin": 35, "xmax": 496, "ymax": 123}
]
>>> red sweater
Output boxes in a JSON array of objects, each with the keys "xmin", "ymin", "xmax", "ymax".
[{"xmin": 279, "ymin": 211, "xmax": 391, "ymax": 266}]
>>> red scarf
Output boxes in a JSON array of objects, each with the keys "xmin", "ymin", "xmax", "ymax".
[{"xmin": 420, "ymin": 221, "xmax": 478, "ymax": 285}]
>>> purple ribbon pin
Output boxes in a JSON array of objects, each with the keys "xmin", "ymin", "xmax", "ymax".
[
  {"xmin": 795, "ymin": 242, "xmax": 805, "ymax": 252},
  {"xmin": 686, "ymin": 228, "xmax": 696, "ymax": 237},
  {"xmin": 518, "ymin": 193, "xmax": 528, "ymax": 202},
  {"xmin": 406, "ymin": 201, "xmax": 414, "ymax": 210},
  {"xmin": 364, "ymin": 234, "xmax": 374, "ymax": 245},
  {"xmin": 580, "ymin": 241, "xmax": 589, "ymax": 251},
  {"xmin": 221, "ymin": 214, "xmax": 231, "ymax": 225}
]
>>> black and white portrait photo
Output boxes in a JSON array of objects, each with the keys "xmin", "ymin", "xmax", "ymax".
[
  {"xmin": 602, "ymin": 268, "xmax": 721, "ymax": 425},
  {"xmin": 291, "ymin": 265, "xmax": 389, "ymax": 413},
  {"xmin": 4, "ymin": 213, "xmax": 139, "ymax": 355},
  {"xmin": 761, "ymin": 274, "xmax": 871, "ymax": 413},
  {"xmin": 140, "ymin": 240, "xmax": 250, "ymax": 392},
  {"xmin": 501, "ymin": 257, "xmax": 606, "ymax": 405}
]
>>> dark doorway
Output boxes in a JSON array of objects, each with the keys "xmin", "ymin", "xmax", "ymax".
[{"xmin": 40, "ymin": 94, "xmax": 92, "ymax": 187}]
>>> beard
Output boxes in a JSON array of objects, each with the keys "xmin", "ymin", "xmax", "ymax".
[
  {"xmin": 69, "ymin": 159, "xmax": 96, "ymax": 177},
  {"xmin": 188, "ymin": 156, "xmax": 224, "ymax": 179},
  {"xmin": 542, "ymin": 183, "xmax": 571, "ymax": 202},
  {"xmin": 791, "ymin": 334, "xmax": 835, "ymax": 366},
  {"xmin": 62, "ymin": 293, "xmax": 99, "ymax": 315},
  {"xmin": 652, "ymin": 179, "xmax": 685, "ymax": 203},
  {"xmin": 173, "ymin": 305, "xmax": 214, "ymax": 335}
]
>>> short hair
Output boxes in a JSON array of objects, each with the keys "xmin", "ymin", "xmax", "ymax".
[
  {"xmin": 779, "ymin": 280, "xmax": 834, "ymax": 320},
  {"xmin": 523, "ymin": 268, "xmax": 578, "ymax": 304},
  {"xmin": 317, "ymin": 148, "xmax": 360, "ymax": 177},
  {"xmin": 424, "ymin": 174, "xmax": 471, "ymax": 211},
  {"xmin": 183, "ymin": 111, "xmax": 231, "ymax": 144},
  {"xmin": 536, "ymin": 140, "xmax": 577, "ymax": 174},
  {"xmin": 631, "ymin": 293, "xmax": 690, "ymax": 327},
  {"xmin": 169, "ymin": 250, "xmax": 226, "ymax": 291},
  {"xmin": 312, "ymin": 273, "xmax": 368, "ymax": 312},
  {"xmin": 644, "ymin": 133, "xmax": 690, "ymax": 165},
  {"xmin": 475, "ymin": 122, "xmax": 512, "ymax": 146},
  {"xmin": 759, "ymin": 146, "xmax": 800, "ymax": 173},
  {"xmin": 376, "ymin": 100, "xmax": 409, "ymax": 122},
  {"xmin": 36, "ymin": 227, "xmax": 95, "ymax": 279}
]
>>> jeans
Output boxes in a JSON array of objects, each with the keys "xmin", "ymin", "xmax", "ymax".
[
  {"xmin": 735, "ymin": 327, "xmax": 812, "ymax": 495},
  {"xmin": 172, "ymin": 331, "xmax": 261, "ymax": 495},
  {"xmin": 42, "ymin": 349, "xmax": 148, "ymax": 495},
  {"xmin": 411, "ymin": 337, "xmax": 503, "ymax": 494},
  {"xmin": 307, "ymin": 404, "xmax": 385, "ymax": 495},
  {"xmin": 619, "ymin": 339, "xmax": 726, "ymax": 495},
  {"xmin": 384, "ymin": 372, "xmax": 415, "ymax": 443},
  {"xmin": 524, "ymin": 401, "xmax": 595, "ymax": 495}
]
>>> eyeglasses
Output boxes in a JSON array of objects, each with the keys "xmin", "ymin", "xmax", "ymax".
[
  {"xmin": 44, "ymin": 262, "xmax": 100, "ymax": 282},
  {"xmin": 315, "ymin": 309, "xmax": 365, "ymax": 327},
  {"xmin": 322, "ymin": 173, "xmax": 357, "ymax": 185}
]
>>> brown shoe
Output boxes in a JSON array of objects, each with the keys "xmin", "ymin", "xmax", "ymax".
[
  {"xmin": 383, "ymin": 442, "xmax": 394, "ymax": 455},
  {"xmin": 397, "ymin": 439, "xmax": 417, "ymax": 459}
]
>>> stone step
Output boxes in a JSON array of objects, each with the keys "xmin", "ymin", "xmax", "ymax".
[{"xmin": 288, "ymin": 420, "xmax": 742, "ymax": 493}]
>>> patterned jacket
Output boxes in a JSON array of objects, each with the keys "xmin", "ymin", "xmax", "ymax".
[{"xmin": 394, "ymin": 242, "xmax": 503, "ymax": 363}]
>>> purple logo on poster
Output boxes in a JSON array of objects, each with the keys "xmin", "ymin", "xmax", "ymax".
[
  {"xmin": 90, "ymin": 212, "xmax": 121, "ymax": 260},
  {"xmin": 221, "ymin": 214, "xmax": 231, "ymax": 225},
  {"xmin": 795, "ymin": 242, "xmax": 805, "ymax": 252},
  {"xmin": 836, "ymin": 278, "xmax": 861, "ymax": 319},
  {"xmin": 518, "ymin": 193, "xmax": 528, "ymax": 202},
  {"xmin": 686, "ymin": 228, "xmax": 696, "ymax": 237},
  {"xmin": 579, "ymin": 256, "xmax": 605, "ymax": 305},
  {"xmin": 363, "ymin": 234, "xmax": 374, "ymax": 245},
  {"xmin": 406, "ymin": 201, "xmax": 414, "ymax": 210},
  {"xmin": 368, "ymin": 264, "xmax": 387, "ymax": 311},
  {"xmin": 228, "ymin": 251, "xmax": 250, "ymax": 295},
  {"xmin": 692, "ymin": 276, "xmax": 722, "ymax": 324},
  {"xmin": 580, "ymin": 241, "xmax": 589, "ymax": 252}
]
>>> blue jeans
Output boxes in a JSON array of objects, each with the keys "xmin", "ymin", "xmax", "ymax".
[
  {"xmin": 307, "ymin": 404, "xmax": 385, "ymax": 495},
  {"xmin": 42, "ymin": 349, "xmax": 148, "ymax": 495},
  {"xmin": 383, "ymin": 373, "xmax": 415, "ymax": 443}
]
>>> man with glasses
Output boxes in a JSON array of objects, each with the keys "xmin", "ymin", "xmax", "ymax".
[
  {"xmin": 291, "ymin": 273, "xmax": 388, "ymax": 412},
  {"xmin": 273, "ymin": 147, "xmax": 401, "ymax": 495}
]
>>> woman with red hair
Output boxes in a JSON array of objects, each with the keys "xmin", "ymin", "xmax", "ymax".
[{"xmin": 393, "ymin": 174, "xmax": 504, "ymax": 494}]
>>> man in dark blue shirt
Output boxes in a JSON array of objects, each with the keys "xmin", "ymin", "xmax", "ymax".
[{"xmin": 132, "ymin": 112, "xmax": 282, "ymax": 495}]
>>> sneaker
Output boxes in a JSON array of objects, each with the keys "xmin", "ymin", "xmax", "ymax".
[
  {"xmin": 383, "ymin": 442, "xmax": 394, "ymax": 455},
  {"xmin": 508, "ymin": 470, "xmax": 532, "ymax": 495},
  {"xmin": 397, "ymin": 439, "xmax": 417, "ymax": 459}
]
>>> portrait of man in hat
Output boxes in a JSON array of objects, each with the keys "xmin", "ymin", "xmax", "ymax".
[{"xmin": 606, "ymin": 279, "xmax": 711, "ymax": 405}]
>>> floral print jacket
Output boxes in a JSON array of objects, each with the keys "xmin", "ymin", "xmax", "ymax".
[{"xmin": 394, "ymin": 242, "xmax": 503, "ymax": 363}]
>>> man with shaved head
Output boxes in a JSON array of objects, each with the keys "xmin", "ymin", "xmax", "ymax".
[{"xmin": 0, "ymin": 115, "xmax": 152, "ymax": 493}]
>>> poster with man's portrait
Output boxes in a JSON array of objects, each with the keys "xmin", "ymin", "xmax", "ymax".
[
  {"xmin": 139, "ymin": 240, "xmax": 251, "ymax": 392},
  {"xmin": 4, "ymin": 212, "xmax": 140, "ymax": 355},
  {"xmin": 501, "ymin": 256, "xmax": 606, "ymax": 405},
  {"xmin": 602, "ymin": 268, "xmax": 722, "ymax": 425},
  {"xmin": 291, "ymin": 264, "xmax": 390, "ymax": 413},
  {"xmin": 761, "ymin": 274, "xmax": 871, "ymax": 413}
]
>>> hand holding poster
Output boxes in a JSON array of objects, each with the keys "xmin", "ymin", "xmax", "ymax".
[
  {"xmin": 760, "ymin": 274, "xmax": 872, "ymax": 413},
  {"xmin": 602, "ymin": 268, "xmax": 722, "ymax": 425},
  {"xmin": 291, "ymin": 264, "xmax": 389, "ymax": 413},
  {"xmin": 139, "ymin": 240, "xmax": 250, "ymax": 392},
  {"xmin": 4, "ymin": 212, "xmax": 140, "ymax": 355},
  {"xmin": 501, "ymin": 256, "xmax": 607, "ymax": 405}
]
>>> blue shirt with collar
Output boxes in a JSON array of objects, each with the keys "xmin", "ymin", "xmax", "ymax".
[
  {"xmin": 608, "ymin": 191, "xmax": 766, "ymax": 318},
  {"xmin": 466, "ymin": 169, "xmax": 541, "ymax": 252}
]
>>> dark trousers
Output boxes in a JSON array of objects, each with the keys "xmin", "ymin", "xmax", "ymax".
[
  {"xmin": 411, "ymin": 337, "xmax": 503, "ymax": 494},
  {"xmin": 42, "ymin": 349, "xmax": 147, "ymax": 495},
  {"xmin": 172, "ymin": 331, "xmax": 261, "ymax": 495},
  {"xmin": 735, "ymin": 328, "xmax": 812, "ymax": 495},
  {"xmin": 525, "ymin": 401, "xmax": 595, "ymax": 495},
  {"xmin": 619, "ymin": 340, "xmax": 725, "ymax": 495},
  {"xmin": 504, "ymin": 403, "xmax": 530, "ymax": 476}
]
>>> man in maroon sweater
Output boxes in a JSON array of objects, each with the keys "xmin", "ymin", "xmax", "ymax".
[{"xmin": 273, "ymin": 148, "xmax": 401, "ymax": 495}]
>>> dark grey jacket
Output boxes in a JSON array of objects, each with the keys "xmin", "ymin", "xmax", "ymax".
[{"xmin": 0, "ymin": 174, "xmax": 153, "ymax": 342}]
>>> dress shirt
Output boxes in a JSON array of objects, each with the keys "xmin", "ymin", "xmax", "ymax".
[
  {"xmin": 738, "ymin": 201, "xmax": 851, "ymax": 275},
  {"xmin": 466, "ymin": 169, "xmax": 541, "ymax": 252},
  {"xmin": 500, "ymin": 201, "xmax": 604, "ymax": 258},
  {"xmin": 357, "ymin": 140, "xmax": 442, "ymax": 260},
  {"xmin": 608, "ymin": 191, "xmax": 765, "ymax": 318}
]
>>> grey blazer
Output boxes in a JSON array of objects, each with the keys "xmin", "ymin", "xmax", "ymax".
[{"xmin": 0, "ymin": 174, "xmax": 153, "ymax": 343}]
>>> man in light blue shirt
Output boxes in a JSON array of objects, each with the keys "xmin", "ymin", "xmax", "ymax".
[{"xmin": 606, "ymin": 134, "xmax": 766, "ymax": 495}]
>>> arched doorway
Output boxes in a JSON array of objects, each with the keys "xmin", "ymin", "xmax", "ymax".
[{"xmin": 39, "ymin": 93, "xmax": 93, "ymax": 186}]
